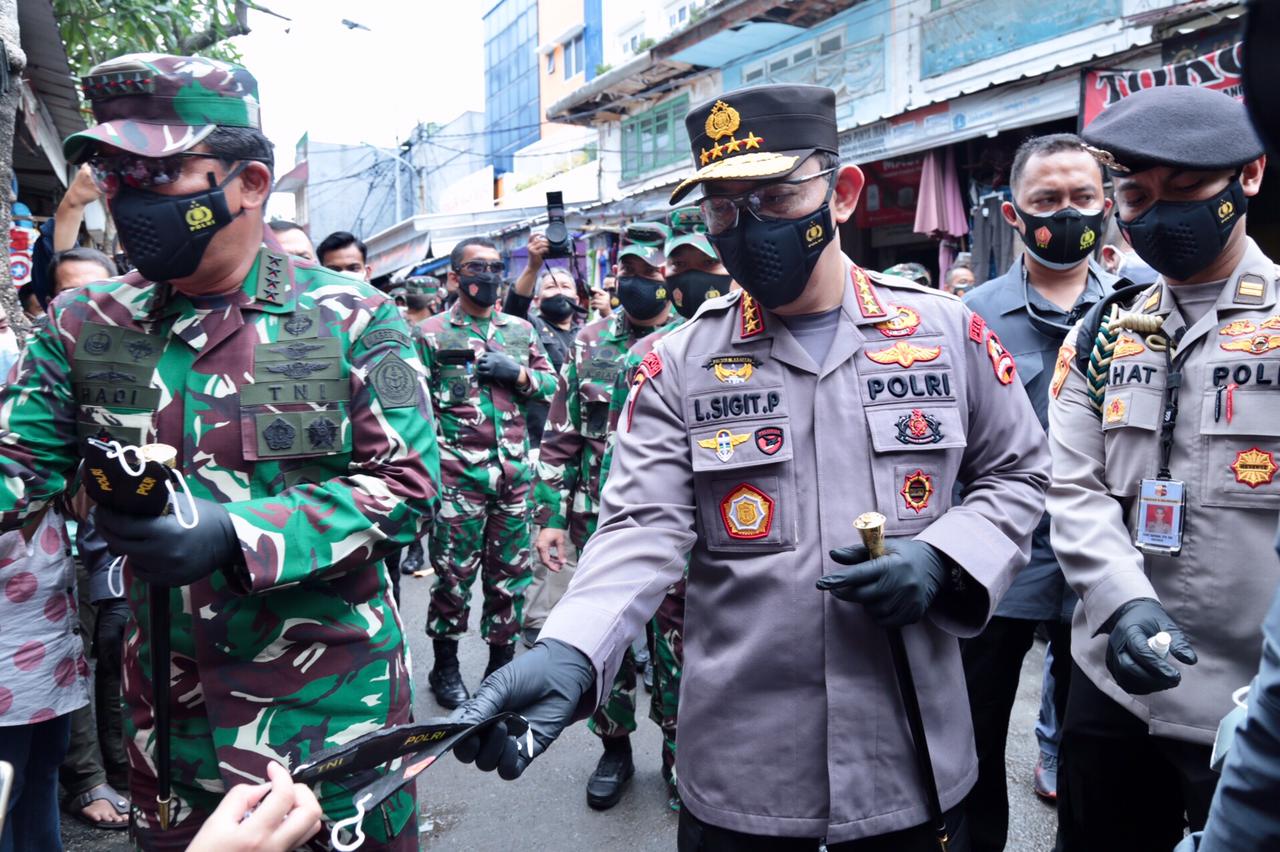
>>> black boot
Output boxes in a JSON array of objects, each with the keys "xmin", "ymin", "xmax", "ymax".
[
  {"xmin": 428, "ymin": 639, "xmax": 470, "ymax": 710},
  {"xmin": 586, "ymin": 737, "xmax": 635, "ymax": 811},
  {"xmin": 484, "ymin": 643, "xmax": 516, "ymax": 679}
]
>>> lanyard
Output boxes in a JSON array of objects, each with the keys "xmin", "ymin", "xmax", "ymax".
[{"xmin": 1156, "ymin": 328, "xmax": 1188, "ymax": 480}]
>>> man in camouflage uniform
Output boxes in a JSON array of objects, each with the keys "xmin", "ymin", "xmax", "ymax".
[
  {"xmin": 598, "ymin": 209, "xmax": 737, "ymax": 810},
  {"xmin": 419, "ymin": 237, "xmax": 556, "ymax": 709},
  {"xmin": 533, "ymin": 227, "xmax": 674, "ymax": 810},
  {"xmin": 0, "ymin": 55, "xmax": 440, "ymax": 850}
]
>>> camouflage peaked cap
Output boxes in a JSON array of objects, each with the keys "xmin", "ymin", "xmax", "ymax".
[
  {"xmin": 404, "ymin": 276, "xmax": 440, "ymax": 295},
  {"xmin": 64, "ymin": 53, "xmax": 261, "ymax": 163}
]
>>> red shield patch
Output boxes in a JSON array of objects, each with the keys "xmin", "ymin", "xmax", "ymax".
[
  {"xmin": 719, "ymin": 483, "xmax": 774, "ymax": 540},
  {"xmin": 754, "ymin": 426, "xmax": 783, "ymax": 455}
]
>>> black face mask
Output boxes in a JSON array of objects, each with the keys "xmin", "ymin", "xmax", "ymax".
[
  {"xmin": 709, "ymin": 198, "xmax": 833, "ymax": 311},
  {"xmin": 1120, "ymin": 179, "xmax": 1247, "ymax": 281},
  {"xmin": 458, "ymin": 272, "xmax": 502, "ymax": 307},
  {"xmin": 109, "ymin": 162, "xmax": 246, "ymax": 282},
  {"xmin": 617, "ymin": 275, "xmax": 668, "ymax": 321},
  {"xmin": 667, "ymin": 270, "xmax": 732, "ymax": 319},
  {"xmin": 1013, "ymin": 204, "xmax": 1105, "ymax": 270},
  {"xmin": 539, "ymin": 294, "xmax": 578, "ymax": 322}
]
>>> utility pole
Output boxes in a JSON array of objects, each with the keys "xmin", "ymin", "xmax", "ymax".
[{"xmin": 360, "ymin": 141, "xmax": 417, "ymax": 223}]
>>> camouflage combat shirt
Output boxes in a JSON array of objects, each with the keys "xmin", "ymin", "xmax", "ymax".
[
  {"xmin": 417, "ymin": 302, "xmax": 556, "ymax": 490},
  {"xmin": 0, "ymin": 245, "xmax": 441, "ymax": 807}
]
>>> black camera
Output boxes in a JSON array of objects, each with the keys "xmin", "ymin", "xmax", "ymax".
[{"xmin": 544, "ymin": 191, "xmax": 573, "ymax": 259}]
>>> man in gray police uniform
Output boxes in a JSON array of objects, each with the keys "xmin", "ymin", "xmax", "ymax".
[
  {"xmin": 1048, "ymin": 85, "xmax": 1277, "ymax": 851},
  {"xmin": 453, "ymin": 83, "xmax": 1051, "ymax": 850}
]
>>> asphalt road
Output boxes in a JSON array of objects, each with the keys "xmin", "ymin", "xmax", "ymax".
[{"xmin": 62, "ymin": 571, "xmax": 1059, "ymax": 851}]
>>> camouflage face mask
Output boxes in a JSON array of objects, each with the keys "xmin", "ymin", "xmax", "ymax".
[{"xmin": 109, "ymin": 161, "xmax": 247, "ymax": 282}]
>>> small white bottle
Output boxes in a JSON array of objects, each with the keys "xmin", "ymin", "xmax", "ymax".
[{"xmin": 1148, "ymin": 631, "xmax": 1172, "ymax": 658}]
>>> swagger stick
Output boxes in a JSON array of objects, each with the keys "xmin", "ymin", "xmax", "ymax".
[
  {"xmin": 141, "ymin": 443, "xmax": 177, "ymax": 830},
  {"xmin": 854, "ymin": 512, "xmax": 949, "ymax": 851}
]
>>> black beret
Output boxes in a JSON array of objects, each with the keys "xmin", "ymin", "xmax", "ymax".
[
  {"xmin": 1082, "ymin": 85, "xmax": 1263, "ymax": 174},
  {"xmin": 670, "ymin": 84, "xmax": 838, "ymax": 203}
]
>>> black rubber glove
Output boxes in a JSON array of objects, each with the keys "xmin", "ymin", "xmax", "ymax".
[
  {"xmin": 1103, "ymin": 598, "xmax": 1197, "ymax": 695},
  {"xmin": 451, "ymin": 639, "xmax": 595, "ymax": 780},
  {"xmin": 818, "ymin": 539, "xmax": 949, "ymax": 627},
  {"xmin": 95, "ymin": 498, "xmax": 241, "ymax": 587},
  {"xmin": 475, "ymin": 351, "xmax": 524, "ymax": 387}
]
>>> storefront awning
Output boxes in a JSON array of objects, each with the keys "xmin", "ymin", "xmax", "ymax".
[
  {"xmin": 367, "ymin": 232, "xmax": 431, "ymax": 280},
  {"xmin": 840, "ymin": 75, "xmax": 1079, "ymax": 165}
]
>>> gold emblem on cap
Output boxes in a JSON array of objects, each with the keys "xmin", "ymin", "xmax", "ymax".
[
  {"xmin": 699, "ymin": 100, "xmax": 765, "ymax": 165},
  {"xmin": 1219, "ymin": 199, "xmax": 1235, "ymax": 222},
  {"xmin": 705, "ymin": 100, "xmax": 740, "ymax": 140}
]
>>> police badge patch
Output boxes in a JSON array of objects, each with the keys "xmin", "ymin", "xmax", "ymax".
[
  {"xmin": 900, "ymin": 470, "xmax": 934, "ymax": 514},
  {"xmin": 704, "ymin": 355, "xmax": 758, "ymax": 384},
  {"xmin": 719, "ymin": 483, "xmax": 774, "ymax": 540},
  {"xmin": 895, "ymin": 409, "xmax": 942, "ymax": 445}
]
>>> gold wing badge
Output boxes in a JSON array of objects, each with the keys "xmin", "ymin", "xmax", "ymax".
[{"xmin": 698, "ymin": 429, "xmax": 751, "ymax": 462}]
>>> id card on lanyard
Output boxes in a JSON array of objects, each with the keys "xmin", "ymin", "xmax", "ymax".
[
  {"xmin": 1134, "ymin": 478, "xmax": 1186, "ymax": 555},
  {"xmin": 1134, "ymin": 329, "xmax": 1186, "ymax": 556}
]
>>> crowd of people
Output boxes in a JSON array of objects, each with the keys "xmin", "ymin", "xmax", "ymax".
[{"xmin": 0, "ymin": 45, "xmax": 1278, "ymax": 852}]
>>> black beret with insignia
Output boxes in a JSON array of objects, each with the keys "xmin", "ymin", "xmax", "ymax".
[
  {"xmin": 670, "ymin": 84, "xmax": 838, "ymax": 204},
  {"xmin": 1082, "ymin": 85, "xmax": 1264, "ymax": 175}
]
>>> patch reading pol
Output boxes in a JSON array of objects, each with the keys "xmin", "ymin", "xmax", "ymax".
[{"xmin": 370, "ymin": 352, "xmax": 420, "ymax": 409}]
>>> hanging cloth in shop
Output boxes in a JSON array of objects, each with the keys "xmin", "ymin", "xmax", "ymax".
[
  {"xmin": 914, "ymin": 148, "xmax": 970, "ymax": 286},
  {"xmin": 969, "ymin": 191, "xmax": 1017, "ymax": 285}
]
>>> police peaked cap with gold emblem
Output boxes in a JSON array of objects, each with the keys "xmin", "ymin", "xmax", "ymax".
[
  {"xmin": 669, "ymin": 84, "xmax": 839, "ymax": 204},
  {"xmin": 64, "ymin": 54, "xmax": 262, "ymax": 163},
  {"xmin": 1082, "ymin": 86, "xmax": 1263, "ymax": 175}
]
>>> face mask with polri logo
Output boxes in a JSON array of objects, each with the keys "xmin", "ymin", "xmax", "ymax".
[{"xmin": 108, "ymin": 162, "xmax": 247, "ymax": 282}]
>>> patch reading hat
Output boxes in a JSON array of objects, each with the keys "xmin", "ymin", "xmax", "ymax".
[
  {"xmin": 1082, "ymin": 86, "xmax": 1263, "ymax": 175},
  {"xmin": 64, "ymin": 53, "xmax": 262, "ymax": 163},
  {"xmin": 670, "ymin": 84, "xmax": 838, "ymax": 204}
]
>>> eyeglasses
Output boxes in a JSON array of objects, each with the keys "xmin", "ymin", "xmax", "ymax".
[
  {"xmin": 698, "ymin": 167, "xmax": 838, "ymax": 235},
  {"xmin": 86, "ymin": 151, "xmax": 220, "ymax": 194},
  {"xmin": 455, "ymin": 260, "xmax": 506, "ymax": 276}
]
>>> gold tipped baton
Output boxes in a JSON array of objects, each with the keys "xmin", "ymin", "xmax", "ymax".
[
  {"xmin": 141, "ymin": 443, "xmax": 177, "ymax": 830},
  {"xmin": 854, "ymin": 512, "xmax": 949, "ymax": 851}
]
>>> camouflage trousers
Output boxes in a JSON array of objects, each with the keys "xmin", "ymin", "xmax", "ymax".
[
  {"xmin": 123, "ymin": 586, "xmax": 417, "ymax": 851},
  {"xmin": 427, "ymin": 473, "xmax": 534, "ymax": 646},
  {"xmin": 590, "ymin": 579, "xmax": 685, "ymax": 785}
]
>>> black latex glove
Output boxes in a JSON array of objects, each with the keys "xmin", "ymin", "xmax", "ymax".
[
  {"xmin": 818, "ymin": 539, "xmax": 949, "ymax": 627},
  {"xmin": 475, "ymin": 351, "xmax": 523, "ymax": 387},
  {"xmin": 451, "ymin": 639, "xmax": 594, "ymax": 780},
  {"xmin": 96, "ymin": 498, "xmax": 241, "ymax": 587},
  {"xmin": 1103, "ymin": 598, "xmax": 1198, "ymax": 695}
]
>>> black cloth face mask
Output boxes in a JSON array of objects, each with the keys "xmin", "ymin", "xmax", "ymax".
[
  {"xmin": 616, "ymin": 275, "xmax": 668, "ymax": 321},
  {"xmin": 709, "ymin": 185, "xmax": 834, "ymax": 311},
  {"xmin": 539, "ymin": 294, "xmax": 578, "ymax": 322},
  {"xmin": 458, "ymin": 272, "xmax": 502, "ymax": 307},
  {"xmin": 1119, "ymin": 178, "xmax": 1248, "ymax": 281},
  {"xmin": 667, "ymin": 270, "xmax": 732, "ymax": 319},
  {"xmin": 109, "ymin": 162, "xmax": 247, "ymax": 282},
  {"xmin": 1013, "ymin": 204, "xmax": 1106, "ymax": 270}
]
